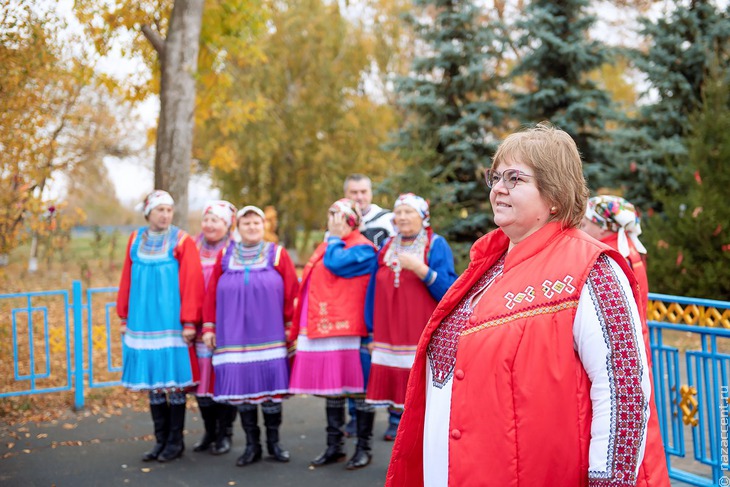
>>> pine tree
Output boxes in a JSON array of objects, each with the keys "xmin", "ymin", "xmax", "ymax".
[
  {"xmin": 510, "ymin": 0, "xmax": 616, "ymax": 190},
  {"xmin": 642, "ymin": 63, "xmax": 730, "ymax": 300},
  {"xmin": 615, "ymin": 0, "xmax": 730, "ymax": 209},
  {"xmin": 388, "ymin": 0, "xmax": 509, "ymax": 265}
]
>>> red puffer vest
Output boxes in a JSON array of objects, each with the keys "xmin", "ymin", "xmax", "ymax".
[
  {"xmin": 386, "ymin": 222, "xmax": 669, "ymax": 487},
  {"xmin": 290, "ymin": 230, "xmax": 375, "ymax": 340}
]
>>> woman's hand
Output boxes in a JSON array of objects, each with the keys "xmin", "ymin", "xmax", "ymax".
[
  {"xmin": 202, "ymin": 332, "xmax": 216, "ymax": 349},
  {"xmin": 328, "ymin": 212, "xmax": 352, "ymax": 239},
  {"xmin": 367, "ymin": 342, "xmax": 375, "ymax": 354},
  {"xmin": 120, "ymin": 324, "xmax": 127, "ymax": 335},
  {"xmin": 182, "ymin": 327, "xmax": 196, "ymax": 344},
  {"xmin": 396, "ymin": 253, "xmax": 429, "ymax": 279}
]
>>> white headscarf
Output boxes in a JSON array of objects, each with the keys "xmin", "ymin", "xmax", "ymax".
[
  {"xmin": 142, "ymin": 190, "xmax": 174, "ymax": 216},
  {"xmin": 585, "ymin": 195, "xmax": 647, "ymax": 257},
  {"xmin": 203, "ymin": 200, "xmax": 237, "ymax": 228},
  {"xmin": 393, "ymin": 193, "xmax": 430, "ymax": 228}
]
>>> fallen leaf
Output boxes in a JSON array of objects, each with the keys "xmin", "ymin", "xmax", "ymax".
[
  {"xmin": 62, "ymin": 423, "xmax": 77, "ymax": 430},
  {"xmin": 37, "ymin": 433, "xmax": 48, "ymax": 439},
  {"xmin": 228, "ymin": 482, "xmax": 236, "ymax": 486},
  {"xmin": 23, "ymin": 449, "xmax": 31, "ymax": 454},
  {"xmin": 141, "ymin": 468, "xmax": 151, "ymax": 473}
]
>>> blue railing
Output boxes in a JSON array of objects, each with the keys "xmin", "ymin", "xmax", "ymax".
[
  {"xmin": 1, "ymin": 283, "xmax": 729, "ymax": 484},
  {"xmin": 647, "ymin": 293, "xmax": 730, "ymax": 486},
  {"xmin": 0, "ymin": 280, "xmax": 121, "ymax": 409}
]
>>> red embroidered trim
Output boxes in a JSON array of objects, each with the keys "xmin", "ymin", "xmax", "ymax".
[
  {"xmin": 587, "ymin": 255, "xmax": 646, "ymax": 486},
  {"xmin": 427, "ymin": 256, "xmax": 505, "ymax": 387}
]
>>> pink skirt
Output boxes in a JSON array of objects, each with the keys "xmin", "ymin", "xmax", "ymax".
[
  {"xmin": 194, "ymin": 340, "xmax": 214, "ymax": 396},
  {"xmin": 289, "ymin": 335, "xmax": 364, "ymax": 396}
]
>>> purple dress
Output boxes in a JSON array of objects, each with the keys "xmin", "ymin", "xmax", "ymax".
[{"xmin": 212, "ymin": 241, "xmax": 289, "ymax": 404}]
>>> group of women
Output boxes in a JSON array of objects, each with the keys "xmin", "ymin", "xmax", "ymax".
[
  {"xmin": 117, "ymin": 122, "xmax": 671, "ymax": 486},
  {"xmin": 116, "ymin": 189, "xmax": 457, "ymax": 471}
]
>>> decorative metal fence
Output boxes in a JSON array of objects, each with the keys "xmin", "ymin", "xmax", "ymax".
[
  {"xmin": 1, "ymin": 282, "xmax": 729, "ymax": 484},
  {"xmin": 647, "ymin": 293, "xmax": 730, "ymax": 486},
  {"xmin": 0, "ymin": 281, "xmax": 121, "ymax": 410}
]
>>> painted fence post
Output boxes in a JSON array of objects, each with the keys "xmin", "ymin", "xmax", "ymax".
[{"xmin": 72, "ymin": 280, "xmax": 85, "ymax": 410}]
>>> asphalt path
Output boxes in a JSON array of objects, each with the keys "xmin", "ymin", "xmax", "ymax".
[
  {"xmin": 0, "ymin": 395, "xmax": 392, "ymax": 487},
  {"xmin": 0, "ymin": 394, "xmax": 701, "ymax": 486}
]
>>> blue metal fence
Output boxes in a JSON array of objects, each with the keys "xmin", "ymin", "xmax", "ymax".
[
  {"xmin": 647, "ymin": 293, "xmax": 730, "ymax": 486},
  {"xmin": 0, "ymin": 280, "xmax": 121, "ymax": 409},
  {"xmin": 1, "ymin": 282, "xmax": 729, "ymax": 484}
]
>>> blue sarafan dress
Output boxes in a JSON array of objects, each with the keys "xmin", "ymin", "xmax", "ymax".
[{"xmin": 120, "ymin": 226, "xmax": 202, "ymax": 391}]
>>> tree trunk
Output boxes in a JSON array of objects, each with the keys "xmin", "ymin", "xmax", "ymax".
[{"xmin": 153, "ymin": 0, "xmax": 205, "ymax": 230}]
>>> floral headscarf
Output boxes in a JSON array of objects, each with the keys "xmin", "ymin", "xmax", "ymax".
[
  {"xmin": 394, "ymin": 193, "xmax": 430, "ymax": 228},
  {"xmin": 142, "ymin": 190, "xmax": 174, "ymax": 216},
  {"xmin": 202, "ymin": 200, "xmax": 237, "ymax": 229},
  {"xmin": 329, "ymin": 198, "xmax": 362, "ymax": 229},
  {"xmin": 586, "ymin": 195, "xmax": 647, "ymax": 257}
]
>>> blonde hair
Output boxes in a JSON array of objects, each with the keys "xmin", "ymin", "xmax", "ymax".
[{"xmin": 491, "ymin": 122, "xmax": 588, "ymax": 228}]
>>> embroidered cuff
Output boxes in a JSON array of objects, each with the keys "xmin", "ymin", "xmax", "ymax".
[
  {"xmin": 422, "ymin": 267, "xmax": 438, "ymax": 286},
  {"xmin": 183, "ymin": 323, "xmax": 196, "ymax": 332},
  {"xmin": 202, "ymin": 322, "xmax": 216, "ymax": 334},
  {"xmin": 588, "ymin": 478, "xmax": 636, "ymax": 487}
]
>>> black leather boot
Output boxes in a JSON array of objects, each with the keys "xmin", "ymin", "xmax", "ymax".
[
  {"xmin": 142, "ymin": 402, "xmax": 169, "ymax": 462},
  {"xmin": 193, "ymin": 402, "xmax": 217, "ymax": 452},
  {"xmin": 346, "ymin": 409, "xmax": 375, "ymax": 470},
  {"xmin": 210, "ymin": 403, "xmax": 233, "ymax": 455},
  {"xmin": 236, "ymin": 407, "xmax": 262, "ymax": 467},
  {"xmin": 310, "ymin": 403, "xmax": 346, "ymax": 467},
  {"xmin": 158, "ymin": 403, "xmax": 186, "ymax": 462},
  {"xmin": 263, "ymin": 406, "xmax": 289, "ymax": 462}
]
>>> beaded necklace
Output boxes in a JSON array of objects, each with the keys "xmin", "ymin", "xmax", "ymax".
[
  {"xmin": 198, "ymin": 236, "xmax": 228, "ymax": 264},
  {"xmin": 386, "ymin": 229, "xmax": 428, "ymax": 288},
  {"xmin": 140, "ymin": 228, "xmax": 171, "ymax": 256},
  {"xmin": 234, "ymin": 241, "xmax": 266, "ymax": 284}
]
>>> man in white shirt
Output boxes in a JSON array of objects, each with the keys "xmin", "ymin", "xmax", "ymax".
[
  {"xmin": 342, "ymin": 174, "xmax": 401, "ymax": 441},
  {"xmin": 344, "ymin": 174, "xmax": 395, "ymax": 250}
]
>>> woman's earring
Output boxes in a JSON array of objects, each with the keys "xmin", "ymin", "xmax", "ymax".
[{"xmin": 550, "ymin": 206, "xmax": 557, "ymax": 215}]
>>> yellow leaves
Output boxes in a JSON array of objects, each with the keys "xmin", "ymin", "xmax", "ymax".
[{"xmin": 210, "ymin": 145, "xmax": 239, "ymax": 173}]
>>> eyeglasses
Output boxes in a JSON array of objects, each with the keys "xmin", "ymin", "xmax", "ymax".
[{"xmin": 485, "ymin": 169, "xmax": 533, "ymax": 190}]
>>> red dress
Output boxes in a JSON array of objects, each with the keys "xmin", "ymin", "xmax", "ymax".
[{"xmin": 366, "ymin": 237, "xmax": 438, "ymax": 408}]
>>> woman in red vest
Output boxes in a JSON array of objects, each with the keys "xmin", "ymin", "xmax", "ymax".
[
  {"xmin": 386, "ymin": 123, "xmax": 670, "ymax": 487},
  {"xmin": 288, "ymin": 198, "xmax": 378, "ymax": 470},
  {"xmin": 581, "ymin": 195, "xmax": 649, "ymax": 311}
]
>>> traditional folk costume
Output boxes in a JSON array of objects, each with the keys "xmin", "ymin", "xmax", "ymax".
[
  {"xmin": 288, "ymin": 199, "xmax": 378, "ymax": 469},
  {"xmin": 116, "ymin": 190, "xmax": 204, "ymax": 463},
  {"xmin": 365, "ymin": 194, "xmax": 457, "ymax": 412},
  {"xmin": 586, "ymin": 195, "xmax": 649, "ymax": 310},
  {"xmin": 192, "ymin": 200, "xmax": 238, "ymax": 455},
  {"xmin": 386, "ymin": 222, "xmax": 669, "ymax": 487},
  {"xmin": 203, "ymin": 205, "xmax": 299, "ymax": 466}
]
